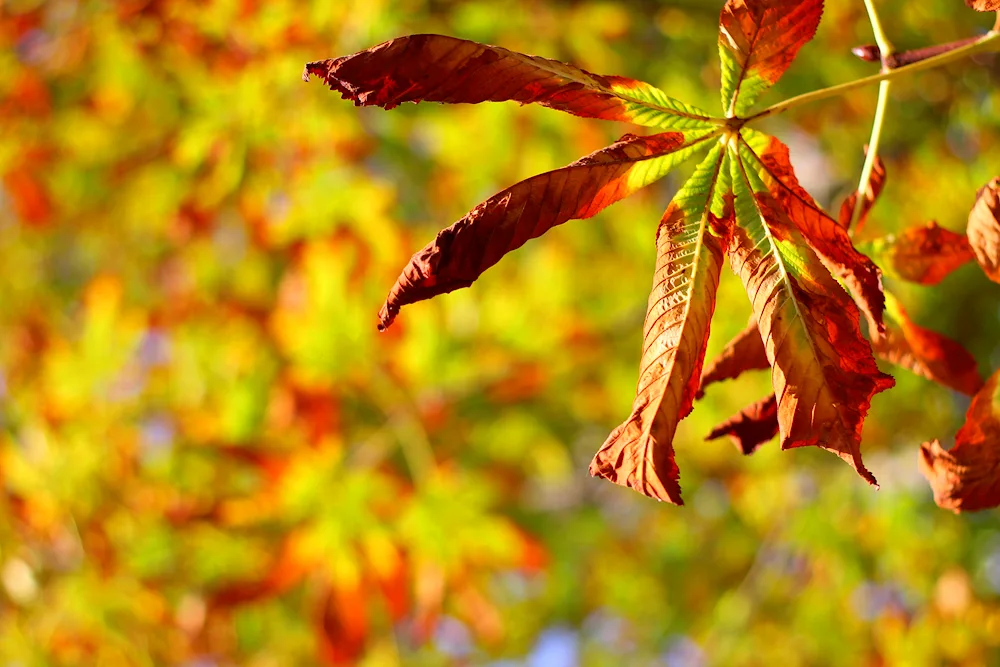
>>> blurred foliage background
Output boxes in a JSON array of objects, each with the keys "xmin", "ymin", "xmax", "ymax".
[{"xmin": 1, "ymin": 0, "xmax": 1000, "ymax": 665}]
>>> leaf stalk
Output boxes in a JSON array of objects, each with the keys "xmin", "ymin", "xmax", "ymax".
[
  {"xmin": 850, "ymin": 80, "xmax": 891, "ymax": 231},
  {"xmin": 850, "ymin": 0, "xmax": 894, "ymax": 231}
]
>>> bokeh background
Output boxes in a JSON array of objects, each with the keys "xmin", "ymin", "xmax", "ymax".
[{"xmin": 1, "ymin": 0, "xmax": 1000, "ymax": 665}]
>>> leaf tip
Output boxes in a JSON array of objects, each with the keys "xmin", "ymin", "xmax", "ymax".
[
  {"xmin": 302, "ymin": 59, "xmax": 330, "ymax": 83},
  {"xmin": 376, "ymin": 303, "xmax": 398, "ymax": 332}
]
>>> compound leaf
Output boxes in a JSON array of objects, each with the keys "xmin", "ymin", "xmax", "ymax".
[
  {"xmin": 920, "ymin": 370, "xmax": 1000, "ymax": 512},
  {"xmin": 378, "ymin": 130, "xmax": 717, "ymax": 330},
  {"xmin": 304, "ymin": 34, "xmax": 717, "ymax": 130},
  {"xmin": 590, "ymin": 145, "xmax": 729, "ymax": 504},
  {"xmin": 718, "ymin": 0, "xmax": 824, "ymax": 117}
]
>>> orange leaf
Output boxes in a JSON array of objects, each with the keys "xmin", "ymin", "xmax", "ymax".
[
  {"xmin": 968, "ymin": 177, "xmax": 1000, "ymax": 283},
  {"xmin": 919, "ymin": 370, "xmax": 1000, "ymax": 512},
  {"xmin": 377, "ymin": 130, "xmax": 715, "ymax": 331},
  {"xmin": 304, "ymin": 34, "xmax": 714, "ymax": 129},
  {"xmin": 874, "ymin": 292, "xmax": 983, "ymax": 396},
  {"xmin": 718, "ymin": 0, "xmax": 824, "ymax": 117},
  {"xmin": 706, "ymin": 394, "xmax": 779, "ymax": 455},
  {"xmin": 867, "ymin": 222, "xmax": 975, "ymax": 286},
  {"xmin": 743, "ymin": 133, "xmax": 886, "ymax": 335},
  {"xmin": 316, "ymin": 583, "xmax": 369, "ymax": 666},
  {"xmin": 965, "ymin": 0, "xmax": 1000, "ymax": 10},
  {"xmin": 698, "ymin": 317, "xmax": 769, "ymax": 397},
  {"xmin": 209, "ymin": 536, "xmax": 310, "ymax": 608},
  {"xmin": 2, "ymin": 169, "xmax": 52, "ymax": 227},
  {"xmin": 590, "ymin": 145, "xmax": 729, "ymax": 504},
  {"xmin": 837, "ymin": 152, "xmax": 886, "ymax": 234},
  {"xmin": 730, "ymin": 148, "xmax": 894, "ymax": 485}
]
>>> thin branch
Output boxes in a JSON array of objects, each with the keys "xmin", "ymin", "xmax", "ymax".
[{"xmin": 747, "ymin": 30, "xmax": 1000, "ymax": 121}]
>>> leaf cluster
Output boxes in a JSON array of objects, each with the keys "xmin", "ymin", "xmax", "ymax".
[{"xmin": 308, "ymin": 0, "xmax": 1000, "ymax": 507}]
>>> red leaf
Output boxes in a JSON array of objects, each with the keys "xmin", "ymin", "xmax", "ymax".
[
  {"xmin": 874, "ymin": 292, "xmax": 983, "ymax": 396},
  {"xmin": 210, "ymin": 536, "xmax": 309, "ymax": 608},
  {"xmin": 706, "ymin": 394, "xmax": 779, "ymax": 455},
  {"xmin": 919, "ymin": 370, "xmax": 1000, "ymax": 512},
  {"xmin": 718, "ymin": 0, "xmax": 824, "ymax": 117},
  {"xmin": 377, "ymin": 130, "xmax": 714, "ymax": 331},
  {"xmin": 743, "ymin": 134, "xmax": 886, "ymax": 335},
  {"xmin": 316, "ymin": 583, "xmax": 368, "ymax": 666},
  {"xmin": 968, "ymin": 177, "xmax": 1000, "ymax": 284},
  {"xmin": 3, "ymin": 169, "xmax": 52, "ymax": 227},
  {"xmin": 304, "ymin": 34, "xmax": 714, "ymax": 128},
  {"xmin": 590, "ymin": 146, "xmax": 729, "ymax": 504},
  {"xmin": 869, "ymin": 221, "xmax": 975, "ymax": 285},
  {"xmin": 837, "ymin": 152, "xmax": 886, "ymax": 233},
  {"xmin": 698, "ymin": 317, "xmax": 769, "ymax": 397}
]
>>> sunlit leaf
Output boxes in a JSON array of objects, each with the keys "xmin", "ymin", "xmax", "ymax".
[
  {"xmin": 741, "ymin": 132, "xmax": 885, "ymax": 334},
  {"xmin": 377, "ymin": 129, "xmax": 718, "ymax": 330},
  {"xmin": 968, "ymin": 177, "xmax": 1000, "ymax": 283},
  {"xmin": 590, "ymin": 145, "xmax": 729, "ymax": 504},
  {"xmin": 919, "ymin": 370, "xmax": 1000, "ymax": 512},
  {"xmin": 718, "ymin": 0, "xmax": 824, "ymax": 117},
  {"xmin": 863, "ymin": 222, "xmax": 975, "ymax": 285},
  {"xmin": 874, "ymin": 291, "xmax": 983, "ymax": 396},
  {"xmin": 304, "ymin": 34, "xmax": 718, "ymax": 129},
  {"xmin": 728, "ymin": 142, "xmax": 894, "ymax": 485},
  {"xmin": 706, "ymin": 394, "xmax": 778, "ymax": 455}
]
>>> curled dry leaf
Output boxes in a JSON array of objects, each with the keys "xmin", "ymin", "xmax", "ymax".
[
  {"xmin": 968, "ymin": 177, "xmax": 1000, "ymax": 283},
  {"xmin": 874, "ymin": 292, "xmax": 983, "ymax": 396},
  {"xmin": 590, "ymin": 146, "xmax": 729, "ymax": 505},
  {"xmin": 964, "ymin": 0, "xmax": 1000, "ymax": 11},
  {"xmin": 742, "ymin": 132, "xmax": 886, "ymax": 335},
  {"xmin": 920, "ymin": 370, "xmax": 1000, "ymax": 512},
  {"xmin": 837, "ymin": 152, "xmax": 886, "ymax": 234},
  {"xmin": 730, "ymin": 145, "xmax": 894, "ymax": 486},
  {"xmin": 706, "ymin": 394, "xmax": 779, "ymax": 455},
  {"xmin": 304, "ymin": 34, "xmax": 713, "ymax": 129},
  {"xmin": 865, "ymin": 222, "xmax": 974, "ymax": 286},
  {"xmin": 374, "ymin": 130, "xmax": 717, "ymax": 330},
  {"xmin": 698, "ymin": 317, "xmax": 769, "ymax": 397},
  {"xmin": 718, "ymin": 0, "xmax": 824, "ymax": 117}
]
